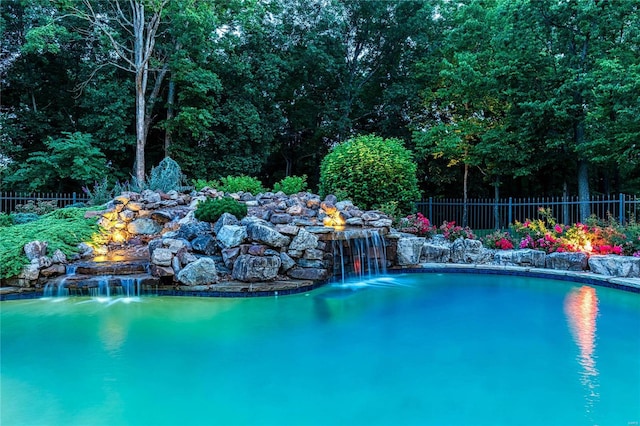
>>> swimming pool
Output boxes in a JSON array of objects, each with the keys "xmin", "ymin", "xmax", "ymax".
[{"xmin": 1, "ymin": 273, "xmax": 639, "ymax": 425}]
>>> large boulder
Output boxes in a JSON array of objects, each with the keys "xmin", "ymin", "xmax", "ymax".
[
  {"xmin": 289, "ymin": 228, "xmax": 318, "ymax": 252},
  {"xmin": 213, "ymin": 213, "xmax": 239, "ymax": 235},
  {"xmin": 246, "ymin": 223, "xmax": 290, "ymax": 248},
  {"xmin": 421, "ymin": 242, "xmax": 451, "ymax": 263},
  {"xmin": 287, "ymin": 267, "xmax": 328, "ymax": 281},
  {"xmin": 176, "ymin": 257, "xmax": 218, "ymax": 285},
  {"xmin": 217, "ymin": 225, "xmax": 248, "ymax": 249},
  {"xmin": 127, "ymin": 218, "xmax": 162, "ymax": 235},
  {"xmin": 396, "ymin": 237, "xmax": 425, "ymax": 266},
  {"xmin": 151, "ymin": 248, "xmax": 173, "ymax": 267},
  {"xmin": 493, "ymin": 249, "xmax": 546, "ymax": 268},
  {"xmin": 588, "ymin": 255, "xmax": 640, "ymax": 277},
  {"xmin": 23, "ymin": 241, "xmax": 47, "ymax": 261},
  {"xmin": 546, "ymin": 252, "xmax": 589, "ymax": 271},
  {"xmin": 231, "ymin": 254, "xmax": 281, "ymax": 282},
  {"xmin": 451, "ymin": 239, "xmax": 493, "ymax": 264},
  {"xmin": 176, "ymin": 221, "xmax": 212, "ymax": 241},
  {"xmin": 191, "ymin": 234, "xmax": 218, "ymax": 255}
]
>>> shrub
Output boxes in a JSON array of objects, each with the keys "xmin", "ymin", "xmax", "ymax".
[
  {"xmin": 377, "ymin": 200, "xmax": 401, "ymax": 220},
  {"xmin": 192, "ymin": 179, "xmax": 220, "ymax": 191},
  {"xmin": 10, "ymin": 213, "xmax": 41, "ymax": 225},
  {"xmin": 147, "ymin": 157, "xmax": 188, "ymax": 193},
  {"xmin": 439, "ymin": 221, "xmax": 476, "ymax": 241},
  {"xmin": 0, "ymin": 207, "xmax": 99, "ymax": 279},
  {"xmin": 0, "ymin": 213, "xmax": 12, "ymax": 228},
  {"xmin": 14, "ymin": 199, "xmax": 58, "ymax": 215},
  {"xmin": 272, "ymin": 175, "xmax": 308, "ymax": 195},
  {"xmin": 218, "ymin": 175, "xmax": 266, "ymax": 195},
  {"xmin": 319, "ymin": 135, "xmax": 421, "ymax": 213},
  {"xmin": 194, "ymin": 197, "xmax": 248, "ymax": 223},
  {"xmin": 83, "ymin": 177, "xmax": 113, "ymax": 206},
  {"xmin": 482, "ymin": 230, "xmax": 514, "ymax": 250},
  {"xmin": 396, "ymin": 213, "xmax": 436, "ymax": 237}
]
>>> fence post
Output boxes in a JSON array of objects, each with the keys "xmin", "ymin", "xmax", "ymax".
[
  {"xmin": 73, "ymin": 192, "xmax": 77, "ymax": 204},
  {"xmin": 508, "ymin": 197, "xmax": 513, "ymax": 226},
  {"xmin": 619, "ymin": 193, "xmax": 625, "ymax": 226},
  {"xmin": 428, "ymin": 197, "xmax": 433, "ymax": 224}
]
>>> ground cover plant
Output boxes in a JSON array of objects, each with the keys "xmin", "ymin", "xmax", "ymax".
[{"xmin": 0, "ymin": 207, "xmax": 99, "ymax": 279}]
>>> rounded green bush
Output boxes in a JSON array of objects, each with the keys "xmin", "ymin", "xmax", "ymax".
[
  {"xmin": 272, "ymin": 175, "xmax": 308, "ymax": 195},
  {"xmin": 218, "ymin": 175, "xmax": 266, "ymax": 195},
  {"xmin": 319, "ymin": 135, "xmax": 421, "ymax": 213},
  {"xmin": 194, "ymin": 197, "xmax": 248, "ymax": 223}
]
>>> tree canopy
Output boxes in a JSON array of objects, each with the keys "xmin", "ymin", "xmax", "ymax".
[{"xmin": 1, "ymin": 0, "xmax": 638, "ymax": 199}]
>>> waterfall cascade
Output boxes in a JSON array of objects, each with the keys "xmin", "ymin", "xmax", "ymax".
[{"xmin": 331, "ymin": 229, "xmax": 387, "ymax": 283}]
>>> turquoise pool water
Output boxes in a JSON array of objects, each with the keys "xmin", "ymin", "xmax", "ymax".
[{"xmin": 1, "ymin": 273, "xmax": 639, "ymax": 426}]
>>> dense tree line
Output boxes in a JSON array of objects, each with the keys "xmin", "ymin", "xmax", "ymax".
[{"xmin": 1, "ymin": 0, "xmax": 638, "ymax": 202}]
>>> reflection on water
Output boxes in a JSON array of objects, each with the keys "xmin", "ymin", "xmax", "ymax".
[{"xmin": 564, "ymin": 286, "xmax": 599, "ymax": 416}]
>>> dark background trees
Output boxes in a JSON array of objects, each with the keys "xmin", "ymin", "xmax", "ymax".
[{"xmin": 1, "ymin": 0, "xmax": 638, "ymax": 200}]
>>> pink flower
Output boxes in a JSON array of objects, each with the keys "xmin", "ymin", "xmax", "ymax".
[{"xmin": 554, "ymin": 224, "xmax": 563, "ymax": 234}]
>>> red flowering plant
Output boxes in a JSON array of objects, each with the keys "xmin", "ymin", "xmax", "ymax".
[
  {"xmin": 587, "ymin": 216, "xmax": 640, "ymax": 256},
  {"xmin": 395, "ymin": 212, "xmax": 437, "ymax": 238},
  {"xmin": 482, "ymin": 231, "xmax": 515, "ymax": 250},
  {"xmin": 439, "ymin": 221, "xmax": 477, "ymax": 242}
]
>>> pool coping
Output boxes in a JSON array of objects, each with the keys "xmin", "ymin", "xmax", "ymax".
[
  {"xmin": 1, "ymin": 263, "xmax": 639, "ymax": 300},
  {"xmin": 388, "ymin": 263, "xmax": 640, "ymax": 293}
]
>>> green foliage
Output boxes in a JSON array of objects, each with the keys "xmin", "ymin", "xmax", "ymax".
[
  {"xmin": 3, "ymin": 132, "xmax": 108, "ymax": 192},
  {"xmin": 194, "ymin": 197, "xmax": 248, "ymax": 223},
  {"xmin": 192, "ymin": 179, "xmax": 220, "ymax": 191},
  {"xmin": 147, "ymin": 157, "xmax": 187, "ymax": 193},
  {"xmin": 14, "ymin": 199, "xmax": 58, "ymax": 215},
  {"xmin": 0, "ymin": 207, "xmax": 99, "ymax": 279},
  {"xmin": 272, "ymin": 175, "xmax": 308, "ymax": 195},
  {"xmin": 10, "ymin": 213, "xmax": 41, "ymax": 225},
  {"xmin": 439, "ymin": 221, "xmax": 477, "ymax": 241},
  {"xmin": 0, "ymin": 213, "xmax": 13, "ymax": 228},
  {"xmin": 376, "ymin": 200, "xmax": 401, "ymax": 221},
  {"xmin": 319, "ymin": 135, "xmax": 421, "ymax": 213},
  {"xmin": 217, "ymin": 175, "xmax": 266, "ymax": 195},
  {"xmin": 395, "ymin": 212, "xmax": 436, "ymax": 237},
  {"xmin": 82, "ymin": 178, "xmax": 114, "ymax": 206},
  {"xmin": 482, "ymin": 231, "xmax": 515, "ymax": 250}
]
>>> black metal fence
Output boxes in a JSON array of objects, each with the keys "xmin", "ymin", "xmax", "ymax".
[
  {"xmin": 0, "ymin": 192, "xmax": 90, "ymax": 213},
  {"xmin": 415, "ymin": 194, "xmax": 640, "ymax": 230}
]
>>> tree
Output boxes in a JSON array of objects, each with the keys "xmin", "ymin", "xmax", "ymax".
[
  {"xmin": 69, "ymin": 0, "xmax": 170, "ymax": 183},
  {"xmin": 4, "ymin": 132, "xmax": 107, "ymax": 191},
  {"xmin": 413, "ymin": 0, "xmax": 516, "ymax": 226}
]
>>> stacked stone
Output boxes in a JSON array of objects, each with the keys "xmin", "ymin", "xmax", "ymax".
[
  {"xmin": 86, "ymin": 189, "xmax": 191, "ymax": 251},
  {"xmin": 11, "ymin": 241, "xmax": 70, "ymax": 286},
  {"xmin": 147, "ymin": 191, "xmax": 395, "ymax": 288}
]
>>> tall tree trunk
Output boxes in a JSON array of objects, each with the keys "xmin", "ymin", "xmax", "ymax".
[
  {"xmin": 164, "ymin": 77, "xmax": 175, "ymax": 157},
  {"xmin": 462, "ymin": 163, "xmax": 469, "ymax": 227},
  {"xmin": 493, "ymin": 176, "xmax": 500, "ymax": 230},
  {"xmin": 562, "ymin": 181, "xmax": 569, "ymax": 225},
  {"xmin": 133, "ymin": 2, "xmax": 147, "ymax": 184},
  {"xmin": 575, "ymin": 120, "xmax": 591, "ymax": 221},
  {"xmin": 577, "ymin": 158, "xmax": 590, "ymax": 221},
  {"xmin": 135, "ymin": 70, "xmax": 146, "ymax": 183}
]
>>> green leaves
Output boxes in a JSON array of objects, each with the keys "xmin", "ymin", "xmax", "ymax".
[
  {"xmin": 319, "ymin": 135, "xmax": 421, "ymax": 213},
  {"xmin": 4, "ymin": 132, "xmax": 107, "ymax": 191}
]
